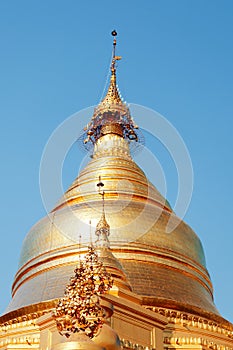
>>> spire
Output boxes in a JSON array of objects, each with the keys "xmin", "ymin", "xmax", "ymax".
[
  {"xmin": 84, "ymin": 30, "xmax": 138, "ymax": 145},
  {"xmin": 95, "ymin": 176, "xmax": 110, "ymax": 248},
  {"xmin": 95, "ymin": 176, "xmax": 132, "ymax": 292},
  {"xmin": 96, "ymin": 30, "xmax": 123, "ymax": 113}
]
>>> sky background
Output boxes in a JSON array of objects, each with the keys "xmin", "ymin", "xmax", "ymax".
[{"xmin": 0, "ymin": 0, "xmax": 233, "ymax": 322}]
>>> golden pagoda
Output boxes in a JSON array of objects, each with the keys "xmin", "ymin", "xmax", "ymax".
[{"xmin": 0, "ymin": 31, "xmax": 233, "ymax": 350}]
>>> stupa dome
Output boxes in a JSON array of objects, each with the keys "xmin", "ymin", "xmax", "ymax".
[
  {"xmin": 1, "ymin": 32, "xmax": 229, "ymax": 330},
  {"xmin": 3, "ymin": 128, "xmax": 221, "ymax": 325}
]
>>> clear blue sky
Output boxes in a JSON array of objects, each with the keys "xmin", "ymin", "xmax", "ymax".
[{"xmin": 0, "ymin": 0, "xmax": 233, "ymax": 322}]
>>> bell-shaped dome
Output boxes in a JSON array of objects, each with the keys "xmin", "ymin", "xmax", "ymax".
[
  {"xmin": 3, "ymin": 132, "xmax": 219, "ymax": 322},
  {"xmin": 0, "ymin": 33, "xmax": 228, "ymax": 329}
]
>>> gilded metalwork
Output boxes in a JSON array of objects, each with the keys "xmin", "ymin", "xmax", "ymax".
[
  {"xmin": 5, "ymin": 145, "xmax": 219, "ymax": 322},
  {"xmin": 148, "ymin": 307, "xmax": 233, "ymax": 333},
  {"xmin": 83, "ymin": 32, "xmax": 138, "ymax": 146},
  {"xmin": 53, "ymin": 246, "xmax": 113, "ymax": 339},
  {"xmin": 120, "ymin": 339, "xmax": 154, "ymax": 350},
  {"xmin": 2, "ymin": 31, "xmax": 233, "ymax": 350},
  {"xmin": 95, "ymin": 177, "xmax": 110, "ymax": 248}
]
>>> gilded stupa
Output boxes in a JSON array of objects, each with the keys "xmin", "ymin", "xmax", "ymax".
[{"xmin": 0, "ymin": 32, "xmax": 233, "ymax": 350}]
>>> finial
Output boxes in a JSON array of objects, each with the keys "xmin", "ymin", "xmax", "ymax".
[
  {"xmin": 111, "ymin": 29, "xmax": 117, "ymax": 57},
  {"xmin": 111, "ymin": 29, "xmax": 117, "ymax": 36},
  {"xmin": 110, "ymin": 30, "xmax": 121, "ymax": 78},
  {"xmin": 83, "ymin": 31, "xmax": 139, "ymax": 146},
  {"xmin": 96, "ymin": 176, "xmax": 110, "ymax": 248}
]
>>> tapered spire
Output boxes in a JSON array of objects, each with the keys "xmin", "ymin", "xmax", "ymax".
[
  {"xmin": 95, "ymin": 30, "xmax": 124, "ymax": 116},
  {"xmin": 95, "ymin": 176, "xmax": 132, "ymax": 292},
  {"xmin": 84, "ymin": 30, "xmax": 138, "ymax": 145},
  {"xmin": 95, "ymin": 176, "xmax": 110, "ymax": 248}
]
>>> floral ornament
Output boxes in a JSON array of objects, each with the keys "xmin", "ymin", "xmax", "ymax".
[{"xmin": 53, "ymin": 246, "xmax": 113, "ymax": 338}]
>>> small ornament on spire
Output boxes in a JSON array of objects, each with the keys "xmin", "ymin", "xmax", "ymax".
[
  {"xmin": 97, "ymin": 175, "xmax": 104, "ymax": 194},
  {"xmin": 110, "ymin": 30, "xmax": 122, "ymax": 76},
  {"xmin": 111, "ymin": 30, "xmax": 117, "ymax": 58}
]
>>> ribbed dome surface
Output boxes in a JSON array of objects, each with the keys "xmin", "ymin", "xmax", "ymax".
[{"xmin": 3, "ymin": 134, "xmax": 220, "ymax": 322}]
